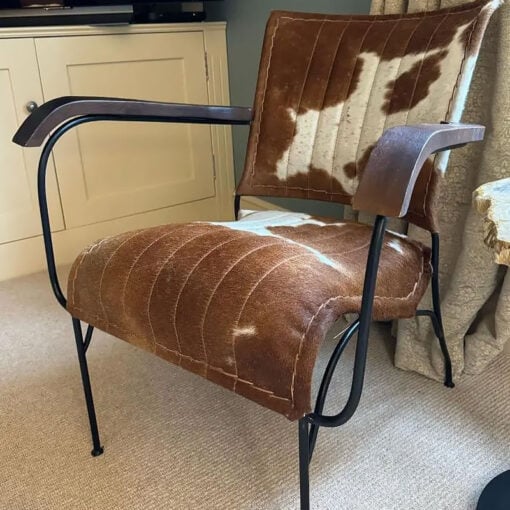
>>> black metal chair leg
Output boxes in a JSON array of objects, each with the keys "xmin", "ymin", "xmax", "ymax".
[
  {"xmin": 430, "ymin": 232, "xmax": 454, "ymax": 388},
  {"xmin": 430, "ymin": 314, "xmax": 454, "ymax": 388},
  {"xmin": 415, "ymin": 308, "xmax": 454, "ymax": 388},
  {"xmin": 299, "ymin": 419, "xmax": 310, "ymax": 510},
  {"xmin": 308, "ymin": 320, "xmax": 360, "ymax": 461},
  {"xmin": 417, "ymin": 233, "xmax": 455, "ymax": 388},
  {"xmin": 71, "ymin": 318, "xmax": 104, "ymax": 457}
]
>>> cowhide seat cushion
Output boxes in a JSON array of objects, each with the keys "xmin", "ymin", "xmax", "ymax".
[{"xmin": 67, "ymin": 211, "xmax": 430, "ymax": 419}]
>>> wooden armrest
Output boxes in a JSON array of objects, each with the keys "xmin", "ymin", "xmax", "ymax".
[
  {"xmin": 13, "ymin": 96, "xmax": 253, "ymax": 147},
  {"xmin": 352, "ymin": 123, "xmax": 485, "ymax": 218}
]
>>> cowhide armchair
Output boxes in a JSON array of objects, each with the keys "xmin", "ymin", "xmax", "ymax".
[{"xmin": 13, "ymin": 1, "xmax": 500, "ymax": 508}]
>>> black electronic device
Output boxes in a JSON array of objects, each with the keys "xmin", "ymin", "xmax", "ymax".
[
  {"xmin": 133, "ymin": 2, "xmax": 206, "ymax": 23},
  {"xmin": 0, "ymin": 5, "xmax": 133, "ymax": 27},
  {"xmin": 0, "ymin": 1, "xmax": 214, "ymax": 27}
]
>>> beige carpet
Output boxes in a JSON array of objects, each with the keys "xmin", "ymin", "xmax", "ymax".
[{"xmin": 1, "ymin": 270, "xmax": 509, "ymax": 510}]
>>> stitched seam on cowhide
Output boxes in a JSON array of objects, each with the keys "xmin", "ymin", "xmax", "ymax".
[
  {"xmin": 120, "ymin": 227, "xmax": 186, "ymax": 319},
  {"xmin": 290, "ymin": 295, "xmax": 335, "ymax": 404},
  {"xmin": 417, "ymin": 9, "xmax": 481, "ymax": 224},
  {"xmin": 277, "ymin": 7, "xmax": 482, "ymax": 23},
  {"xmin": 155, "ymin": 344, "xmax": 292, "ymax": 402},
  {"xmin": 400, "ymin": 13, "xmax": 450, "ymax": 226},
  {"xmin": 312, "ymin": 20, "xmax": 348, "ymax": 199},
  {"xmin": 173, "ymin": 236, "xmax": 245, "ymax": 365},
  {"xmin": 445, "ymin": 5, "xmax": 480, "ymax": 121},
  {"xmin": 70, "ymin": 235, "xmax": 125, "ymax": 307},
  {"xmin": 249, "ymin": 7, "xmax": 488, "ymax": 197},
  {"xmin": 249, "ymin": 16, "xmax": 280, "ymax": 188},
  {"xmin": 147, "ymin": 229, "xmax": 214, "ymax": 359},
  {"xmin": 248, "ymin": 4, "xmax": 487, "ymax": 194},
  {"xmin": 283, "ymin": 19, "xmax": 326, "ymax": 195},
  {"xmin": 382, "ymin": 15, "xmax": 427, "ymax": 134},
  {"xmin": 199, "ymin": 241, "xmax": 282, "ymax": 379},
  {"xmin": 69, "ymin": 235, "xmax": 427, "ymax": 412},
  {"xmin": 97, "ymin": 231, "xmax": 144, "ymax": 325},
  {"xmin": 68, "ymin": 305, "xmax": 292, "ymax": 404},
  {"xmin": 352, "ymin": 18, "xmax": 400, "ymax": 179},
  {"xmin": 325, "ymin": 17, "xmax": 355, "ymax": 195},
  {"xmin": 69, "ymin": 250, "xmax": 88, "ymax": 308},
  {"xmin": 289, "ymin": 245, "xmax": 427, "ymax": 410},
  {"xmin": 331, "ymin": 20, "xmax": 373, "ymax": 192},
  {"xmin": 231, "ymin": 251, "xmax": 317, "ymax": 391},
  {"xmin": 404, "ymin": 13, "xmax": 451, "ymax": 126},
  {"xmin": 71, "ymin": 246, "xmax": 427, "ymax": 410}
]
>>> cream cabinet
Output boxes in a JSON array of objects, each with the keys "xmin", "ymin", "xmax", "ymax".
[
  {"xmin": 0, "ymin": 22, "xmax": 236, "ymax": 280},
  {"xmin": 0, "ymin": 38, "xmax": 64, "ymax": 244}
]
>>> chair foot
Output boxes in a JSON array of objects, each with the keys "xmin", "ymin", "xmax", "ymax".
[
  {"xmin": 428, "ymin": 232, "xmax": 456, "ymax": 390},
  {"xmin": 436, "ymin": 332, "xmax": 454, "ymax": 388},
  {"xmin": 72, "ymin": 318, "xmax": 104, "ymax": 457},
  {"xmin": 416, "ymin": 309, "xmax": 455, "ymax": 389},
  {"xmin": 91, "ymin": 446, "xmax": 104, "ymax": 457}
]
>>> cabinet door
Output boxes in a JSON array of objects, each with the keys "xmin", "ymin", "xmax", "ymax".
[
  {"xmin": 0, "ymin": 39, "xmax": 64, "ymax": 244},
  {"xmin": 36, "ymin": 31, "xmax": 215, "ymax": 228}
]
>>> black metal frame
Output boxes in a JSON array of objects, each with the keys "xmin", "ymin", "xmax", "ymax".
[
  {"xmin": 296, "ymin": 221, "xmax": 455, "ymax": 509},
  {"xmin": 35, "ymin": 116, "xmax": 454, "ymax": 510}
]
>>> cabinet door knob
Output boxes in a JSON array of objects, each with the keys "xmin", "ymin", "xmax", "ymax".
[{"xmin": 25, "ymin": 101, "xmax": 39, "ymax": 114}]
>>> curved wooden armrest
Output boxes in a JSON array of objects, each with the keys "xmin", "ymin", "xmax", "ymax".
[
  {"xmin": 352, "ymin": 123, "xmax": 485, "ymax": 218},
  {"xmin": 13, "ymin": 96, "xmax": 253, "ymax": 147}
]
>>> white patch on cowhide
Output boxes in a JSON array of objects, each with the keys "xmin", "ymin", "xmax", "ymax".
[
  {"xmin": 210, "ymin": 210, "xmax": 346, "ymax": 270},
  {"xmin": 275, "ymin": 21, "xmax": 472, "ymax": 190},
  {"xmin": 232, "ymin": 326, "xmax": 257, "ymax": 337},
  {"xmin": 388, "ymin": 239, "xmax": 404, "ymax": 255}
]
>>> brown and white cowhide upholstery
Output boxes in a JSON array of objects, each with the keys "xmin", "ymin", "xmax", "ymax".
[
  {"xmin": 68, "ymin": 212, "xmax": 431, "ymax": 419},
  {"xmin": 238, "ymin": 0, "xmax": 500, "ymax": 232},
  {"xmin": 68, "ymin": 1, "xmax": 500, "ymax": 420}
]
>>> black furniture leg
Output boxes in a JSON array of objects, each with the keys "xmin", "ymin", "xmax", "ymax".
[
  {"xmin": 300, "ymin": 216, "xmax": 388, "ymax": 508},
  {"xmin": 72, "ymin": 317, "xmax": 104, "ymax": 457},
  {"xmin": 430, "ymin": 233, "xmax": 454, "ymax": 388},
  {"xmin": 417, "ymin": 233, "xmax": 454, "ymax": 388},
  {"xmin": 308, "ymin": 320, "xmax": 360, "ymax": 461},
  {"xmin": 299, "ymin": 418, "xmax": 310, "ymax": 510}
]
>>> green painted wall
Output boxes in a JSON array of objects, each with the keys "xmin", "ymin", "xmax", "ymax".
[{"xmin": 207, "ymin": 0, "xmax": 371, "ymax": 217}]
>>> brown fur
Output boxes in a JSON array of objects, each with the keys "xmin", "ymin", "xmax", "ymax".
[
  {"xmin": 67, "ymin": 1, "xmax": 499, "ymax": 421},
  {"xmin": 238, "ymin": 0, "xmax": 496, "ymax": 231},
  {"xmin": 68, "ymin": 217, "xmax": 431, "ymax": 419}
]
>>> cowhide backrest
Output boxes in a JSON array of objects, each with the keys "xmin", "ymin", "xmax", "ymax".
[{"xmin": 237, "ymin": 0, "xmax": 500, "ymax": 232}]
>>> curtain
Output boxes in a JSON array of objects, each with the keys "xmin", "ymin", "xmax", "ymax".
[{"xmin": 369, "ymin": 0, "xmax": 510, "ymax": 381}]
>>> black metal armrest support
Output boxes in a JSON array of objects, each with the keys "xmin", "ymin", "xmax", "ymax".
[
  {"xmin": 12, "ymin": 96, "xmax": 253, "ymax": 309},
  {"xmin": 306, "ymin": 215, "xmax": 387, "ymax": 430},
  {"xmin": 307, "ymin": 122, "xmax": 485, "ymax": 434}
]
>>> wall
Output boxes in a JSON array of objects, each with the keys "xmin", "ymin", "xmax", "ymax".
[{"xmin": 207, "ymin": 0, "xmax": 371, "ymax": 217}]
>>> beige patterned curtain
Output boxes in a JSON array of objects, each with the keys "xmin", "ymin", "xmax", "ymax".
[{"xmin": 369, "ymin": 0, "xmax": 510, "ymax": 381}]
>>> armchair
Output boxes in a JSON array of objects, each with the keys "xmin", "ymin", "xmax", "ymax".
[{"xmin": 13, "ymin": 1, "xmax": 500, "ymax": 508}]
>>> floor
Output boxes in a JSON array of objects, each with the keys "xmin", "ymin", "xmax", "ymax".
[{"xmin": 0, "ymin": 270, "xmax": 509, "ymax": 509}]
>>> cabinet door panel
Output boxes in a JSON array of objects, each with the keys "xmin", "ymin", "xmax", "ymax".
[
  {"xmin": 0, "ymin": 39, "xmax": 64, "ymax": 244},
  {"xmin": 36, "ymin": 32, "xmax": 215, "ymax": 228}
]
